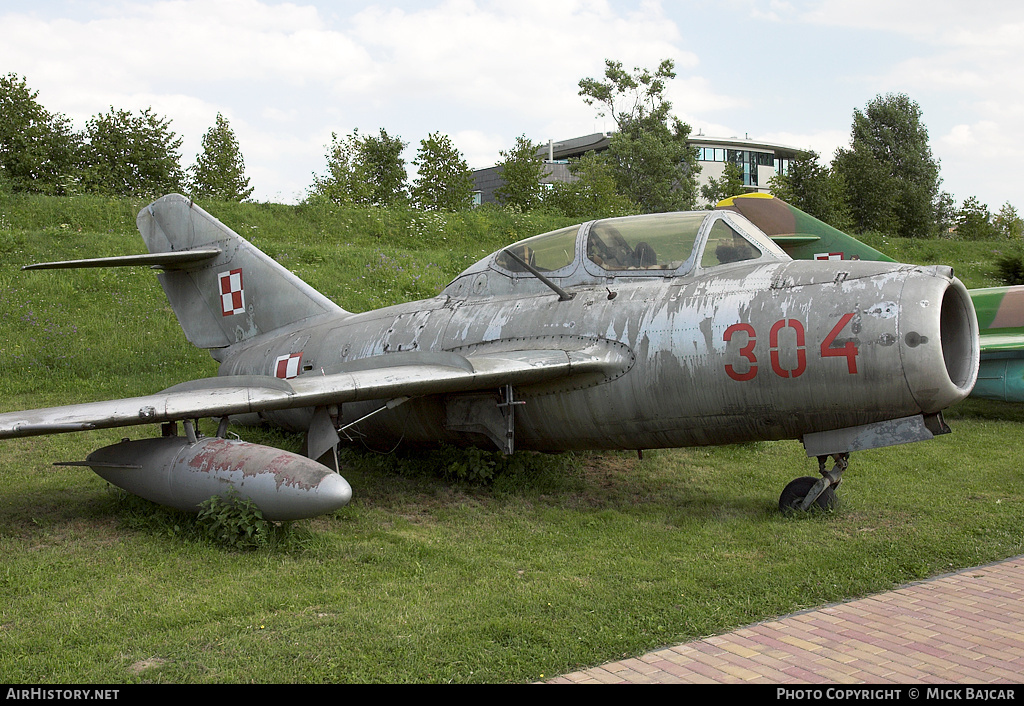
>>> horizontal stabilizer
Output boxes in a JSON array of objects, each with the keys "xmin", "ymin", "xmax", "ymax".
[
  {"xmin": 23, "ymin": 249, "xmax": 222, "ymax": 270},
  {"xmin": 769, "ymin": 234, "xmax": 820, "ymax": 246}
]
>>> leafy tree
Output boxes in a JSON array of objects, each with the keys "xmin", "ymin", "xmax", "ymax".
[
  {"xmin": 700, "ymin": 161, "xmax": 745, "ymax": 207},
  {"xmin": 310, "ymin": 131, "xmax": 370, "ymax": 205},
  {"xmin": 0, "ymin": 74, "xmax": 80, "ymax": 195},
  {"xmin": 359, "ymin": 128, "xmax": 408, "ymax": 207},
  {"xmin": 831, "ymin": 144, "xmax": 899, "ymax": 235},
  {"xmin": 79, "ymin": 107, "xmax": 185, "ymax": 197},
  {"xmin": 934, "ymin": 190, "xmax": 958, "ymax": 236},
  {"xmin": 188, "ymin": 113, "xmax": 253, "ymax": 202},
  {"xmin": 411, "ymin": 132, "xmax": 474, "ymax": 211},
  {"xmin": 544, "ymin": 151, "xmax": 637, "ymax": 219},
  {"xmin": 310, "ymin": 128, "xmax": 408, "ymax": 207},
  {"xmin": 956, "ymin": 196, "xmax": 998, "ymax": 240},
  {"xmin": 494, "ymin": 134, "xmax": 549, "ymax": 211},
  {"xmin": 832, "ymin": 93, "xmax": 941, "ymax": 237},
  {"xmin": 994, "ymin": 202, "xmax": 1024, "ymax": 240},
  {"xmin": 578, "ymin": 59, "xmax": 699, "ymax": 213},
  {"xmin": 768, "ymin": 150, "xmax": 852, "ymax": 231}
]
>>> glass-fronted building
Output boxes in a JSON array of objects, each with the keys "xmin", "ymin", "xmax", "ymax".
[
  {"xmin": 690, "ymin": 135, "xmax": 800, "ymax": 199},
  {"xmin": 471, "ymin": 132, "xmax": 803, "ymax": 206}
]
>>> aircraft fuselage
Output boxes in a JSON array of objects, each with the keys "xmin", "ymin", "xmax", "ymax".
[{"xmin": 218, "ymin": 257, "xmax": 976, "ymax": 454}]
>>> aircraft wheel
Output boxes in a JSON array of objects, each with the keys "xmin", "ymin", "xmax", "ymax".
[{"xmin": 779, "ymin": 476, "xmax": 837, "ymax": 514}]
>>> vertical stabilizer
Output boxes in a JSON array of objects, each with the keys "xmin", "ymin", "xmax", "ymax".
[
  {"xmin": 716, "ymin": 193, "xmax": 896, "ymax": 263},
  {"xmin": 137, "ymin": 194, "xmax": 347, "ymax": 349}
]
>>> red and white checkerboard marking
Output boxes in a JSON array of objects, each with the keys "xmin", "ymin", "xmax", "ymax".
[
  {"xmin": 219, "ymin": 269, "xmax": 245, "ymax": 316},
  {"xmin": 815, "ymin": 252, "xmax": 844, "ymax": 261},
  {"xmin": 273, "ymin": 352, "xmax": 303, "ymax": 379}
]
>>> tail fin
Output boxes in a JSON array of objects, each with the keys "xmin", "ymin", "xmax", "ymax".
[
  {"xmin": 137, "ymin": 194, "xmax": 347, "ymax": 349},
  {"xmin": 716, "ymin": 193, "xmax": 895, "ymax": 263}
]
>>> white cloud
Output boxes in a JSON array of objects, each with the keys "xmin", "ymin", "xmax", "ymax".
[{"xmin": 3, "ymin": 0, "xmax": 1021, "ymax": 208}]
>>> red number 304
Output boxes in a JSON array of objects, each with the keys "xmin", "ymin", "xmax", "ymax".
[{"xmin": 724, "ymin": 315, "xmax": 858, "ymax": 381}]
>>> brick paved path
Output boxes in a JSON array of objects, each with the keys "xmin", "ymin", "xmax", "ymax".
[{"xmin": 547, "ymin": 555, "xmax": 1024, "ymax": 684}]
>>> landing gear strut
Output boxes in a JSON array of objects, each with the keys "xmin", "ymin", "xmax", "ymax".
[{"xmin": 779, "ymin": 452, "xmax": 848, "ymax": 514}]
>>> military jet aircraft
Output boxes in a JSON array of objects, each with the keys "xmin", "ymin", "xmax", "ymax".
[
  {"xmin": 716, "ymin": 193, "xmax": 1022, "ymax": 403},
  {"xmin": 0, "ymin": 194, "xmax": 980, "ymax": 519}
]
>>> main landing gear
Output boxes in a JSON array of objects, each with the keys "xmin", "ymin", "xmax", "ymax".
[{"xmin": 779, "ymin": 452, "xmax": 848, "ymax": 514}]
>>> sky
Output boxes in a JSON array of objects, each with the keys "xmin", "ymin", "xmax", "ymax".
[{"xmin": 2, "ymin": 0, "xmax": 1021, "ymax": 211}]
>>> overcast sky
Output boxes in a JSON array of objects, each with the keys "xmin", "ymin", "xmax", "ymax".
[{"xmin": 2, "ymin": 0, "xmax": 1021, "ymax": 211}]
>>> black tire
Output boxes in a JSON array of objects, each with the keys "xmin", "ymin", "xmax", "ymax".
[{"xmin": 779, "ymin": 476, "xmax": 837, "ymax": 514}]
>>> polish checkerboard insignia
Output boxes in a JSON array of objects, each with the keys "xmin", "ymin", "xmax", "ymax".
[
  {"xmin": 219, "ymin": 269, "xmax": 245, "ymax": 316},
  {"xmin": 274, "ymin": 352, "xmax": 303, "ymax": 379},
  {"xmin": 814, "ymin": 252, "xmax": 844, "ymax": 261}
]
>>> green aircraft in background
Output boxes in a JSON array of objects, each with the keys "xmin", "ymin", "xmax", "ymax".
[{"xmin": 717, "ymin": 193, "xmax": 1024, "ymax": 403}]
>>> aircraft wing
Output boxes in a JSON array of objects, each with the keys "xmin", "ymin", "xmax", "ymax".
[{"xmin": 0, "ymin": 346, "xmax": 629, "ymax": 440}]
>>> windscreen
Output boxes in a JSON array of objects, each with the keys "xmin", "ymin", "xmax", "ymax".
[
  {"xmin": 700, "ymin": 218, "xmax": 762, "ymax": 268},
  {"xmin": 587, "ymin": 212, "xmax": 706, "ymax": 272},
  {"xmin": 495, "ymin": 225, "xmax": 580, "ymax": 273}
]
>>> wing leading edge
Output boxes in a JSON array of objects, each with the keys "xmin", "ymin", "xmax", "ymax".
[{"xmin": 0, "ymin": 346, "xmax": 630, "ymax": 440}]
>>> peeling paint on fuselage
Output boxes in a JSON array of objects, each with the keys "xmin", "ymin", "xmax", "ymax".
[{"xmin": 216, "ymin": 255, "xmax": 968, "ymax": 454}]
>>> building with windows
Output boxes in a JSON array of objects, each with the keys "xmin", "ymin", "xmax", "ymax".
[
  {"xmin": 472, "ymin": 132, "xmax": 804, "ymax": 207},
  {"xmin": 691, "ymin": 135, "xmax": 801, "ymax": 199}
]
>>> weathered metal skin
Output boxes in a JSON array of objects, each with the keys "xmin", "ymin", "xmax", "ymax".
[
  {"xmin": 6, "ymin": 197, "xmax": 980, "ymax": 517},
  {"xmin": 217, "ymin": 225, "xmax": 978, "ymax": 454},
  {"xmin": 86, "ymin": 436, "xmax": 352, "ymax": 521}
]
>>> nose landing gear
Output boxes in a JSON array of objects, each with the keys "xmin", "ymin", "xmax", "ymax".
[{"xmin": 779, "ymin": 452, "xmax": 848, "ymax": 514}]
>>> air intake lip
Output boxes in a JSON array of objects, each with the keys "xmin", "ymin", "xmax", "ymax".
[
  {"xmin": 940, "ymin": 280, "xmax": 980, "ymax": 393},
  {"xmin": 899, "ymin": 273, "xmax": 979, "ymax": 413}
]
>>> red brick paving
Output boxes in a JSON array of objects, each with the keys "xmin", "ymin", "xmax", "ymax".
[{"xmin": 547, "ymin": 555, "xmax": 1024, "ymax": 684}]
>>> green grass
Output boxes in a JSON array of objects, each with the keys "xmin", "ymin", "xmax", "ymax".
[{"xmin": 1, "ymin": 194, "xmax": 1023, "ymax": 683}]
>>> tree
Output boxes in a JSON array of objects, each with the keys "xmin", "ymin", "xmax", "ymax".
[
  {"xmin": 310, "ymin": 131, "xmax": 369, "ymax": 205},
  {"xmin": 494, "ymin": 134, "xmax": 549, "ymax": 211},
  {"xmin": 188, "ymin": 113, "xmax": 253, "ymax": 202},
  {"xmin": 544, "ymin": 151, "xmax": 637, "ymax": 219},
  {"xmin": 768, "ymin": 150, "xmax": 852, "ymax": 231},
  {"xmin": 79, "ymin": 107, "xmax": 185, "ymax": 197},
  {"xmin": 956, "ymin": 196, "xmax": 998, "ymax": 240},
  {"xmin": 310, "ymin": 128, "xmax": 408, "ymax": 207},
  {"xmin": 700, "ymin": 161, "xmax": 745, "ymax": 206},
  {"xmin": 411, "ymin": 132, "xmax": 474, "ymax": 211},
  {"xmin": 994, "ymin": 202, "xmax": 1024, "ymax": 240},
  {"xmin": 831, "ymin": 144, "xmax": 899, "ymax": 234},
  {"xmin": 0, "ymin": 74, "xmax": 80, "ymax": 195},
  {"xmin": 934, "ymin": 190, "xmax": 958, "ymax": 236},
  {"xmin": 578, "ymin": 59, "xmax": 699, "ymax": 213},
  {"xmin": 832, "ymin": 93, "xmax": 941, "ymax": 236},
  {"xmin": 359, "ymin": 128, "xmax": 408, "ymax": 207}
]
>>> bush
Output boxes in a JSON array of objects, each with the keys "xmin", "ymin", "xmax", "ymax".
[{"xmin": 996, "ymin": 255, "xmax": 1024, "ymax": 285}]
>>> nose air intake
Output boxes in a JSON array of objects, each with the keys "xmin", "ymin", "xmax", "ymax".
[
  {"xmin": 902, "ymin": 272, "xmax": 979, "ymax": 413},
  {"xmin": 940, "ymin": 281, "xmax": 979, "ymax": 393}
]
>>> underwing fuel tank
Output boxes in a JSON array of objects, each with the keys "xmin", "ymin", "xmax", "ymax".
[{"xmin": 86, "ymin": 436, "xmax": 352, "ymax": 521}]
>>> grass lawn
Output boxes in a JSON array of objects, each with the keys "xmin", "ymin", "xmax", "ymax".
[{"xmin": 1, "ymin": 195, "xmax": 1022, "ymax": 683}]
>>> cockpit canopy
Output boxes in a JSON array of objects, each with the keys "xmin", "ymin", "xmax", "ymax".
[{"xmin": 446, "ymin": 210, "xmax": 788, "ymax": 298}]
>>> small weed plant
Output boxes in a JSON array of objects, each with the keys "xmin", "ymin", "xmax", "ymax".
[{"xmin": 196, "ymin": 489, "xmax": 286, "ymax": 551}]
